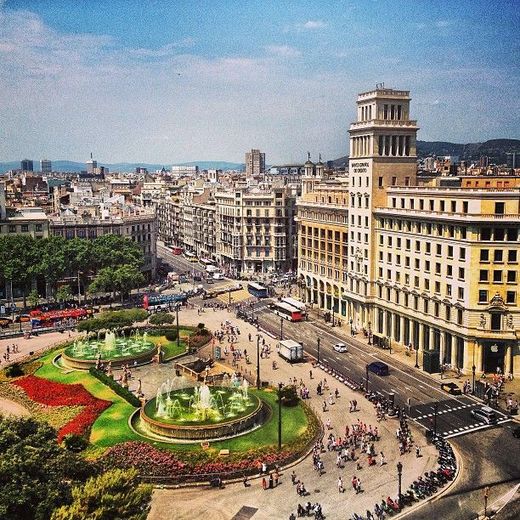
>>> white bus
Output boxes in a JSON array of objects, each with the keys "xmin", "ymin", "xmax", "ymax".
[{"xmin": 281, "ymin": 297, "xmax": 306, "ymax": 316}]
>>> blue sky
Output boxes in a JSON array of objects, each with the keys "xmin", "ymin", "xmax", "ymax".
[{"xmin": 0, "ymin": 0, "xmax": 518, "ymax": 164}]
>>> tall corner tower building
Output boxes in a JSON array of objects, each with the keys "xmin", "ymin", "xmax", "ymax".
[{"xmin": 346, "ymin": 86, "xmax": 419, "ymax": 323}]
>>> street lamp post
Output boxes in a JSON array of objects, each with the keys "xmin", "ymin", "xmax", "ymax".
[
  {"xmin": 175, "ymin": 304, "xmax": 180, "ymax": 349},
  {"xmin": 387, "ymin": 336, "xmax": 392, "ymax": 354},
  {"xmin": 280, "ymin": 316, "xmax": 283, "ymax": 340},
  {"xmin": 415, "ymin": 345, "xmax": 420, "ymax": 369},
  {"xmin": 317, "ymin": 337, "xmax": 321, "ymax": 364},
  {"xmin": 331, "ymin": 301, "xmax": 335, "ymax": 327},
  {"xmin": 77, "ymin": 271, "xmax": 82, "ymax": 306},
  {"xmin": 472, "ymin": 364, "xmax": 476, "ymax": 394},
  {"xmin": 256, "ymin": 334, "xmax": 261, "ymax": 389},
  {"xmin": 350, "ymin": 318, "xmax": 353, "ymax": 336},
  {"xmin": 368, "ymin": 321, "xmax": 372, "ymax": 345},
  {"xmin": 397, "ymin": 461, "xmax": 403, "ymax": 509},
  {"xmin": 365, "ymin": 364, "xmax": 369, "ymax": 393},
  {"xmin": 433, "ymin": 402, "xmax": 439, "ymax": 437},
  {"xmin": 278, "ymin": 382, "xmax": 283, "ymax": 449}
]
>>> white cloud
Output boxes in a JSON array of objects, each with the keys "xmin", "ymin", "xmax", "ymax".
[
  {"xmin": 302, "ymin": 20, "xmax": 326, "ymax": 29},
  {"xmin": 265, "ymin": 45, "xmax": 301, "ymax": 58}
]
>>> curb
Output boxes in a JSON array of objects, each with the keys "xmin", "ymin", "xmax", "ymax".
[{"xmin": 394, "ymin": 440, "xmax": 463, "ymax": 519}]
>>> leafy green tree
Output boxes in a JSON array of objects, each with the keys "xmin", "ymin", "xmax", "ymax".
[
  {"xmin": 89, "ymin": 267, "xmax": 117, "ymax": 298},
  {"xmin": 0, "ymin": 235, "xmax": 39, "ymax": 306},
  {"xmin": 91, "ymin": 235, "xmax": 144, "ymax": 271},
  {"xmin": 28, "ymin": 288, "xmax": 40, "ymax": 308},
  {"xmin": 149, "ymin": 312, "xmax": 175, "ymax": 325},
  {"xmin": 50, "ymin": 468, "xmax": 152, "ymax": 520},
  {"xmin": 113, "ymin": 264, "xmax": 145, "ymax": 301},
  {"xmin": 35, "ymin": 236, "xmax": 69, "ymax": 299},
  {"xmin": 0, "ymin": 416, "xmax": 96, "ymax": 520},
  {"xmin": 56, "ymin": 285, "xmax": 73, "ymax": 303}
]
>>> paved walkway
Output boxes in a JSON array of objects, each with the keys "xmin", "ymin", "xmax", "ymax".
[{"xmin": 148, "ymin": 306, "xmax": 439, "ymax": 520}]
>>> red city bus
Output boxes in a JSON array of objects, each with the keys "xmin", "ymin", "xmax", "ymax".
[
  {"xmin": 171, "ymin": 247, "xmax": 183, "ymax": 255},
  {"xmin": 271, "ymin": 301, "xmax": 303, "ymax": 322},
  {"xmin": 29, "ymin": 308, "xmax": 90, "ymax": 328}
]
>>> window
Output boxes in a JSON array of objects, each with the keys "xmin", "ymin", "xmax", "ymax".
[
  {"xmin": 447, "ymin": 246, "xmax": 453, "ymax": 258},
  {"xmin": 507, "ymin": 271, "xmax": 517, "ymax": 283},
  {"xmin": 508, "ymin": 250, "xmax": 517, "ymax": 262},
  {"xmin": 447, "ymin": 265, "xmax": 453, "ymax": 277},
  {"xmin": 495, "ymin": 228, "xmax": 505, "ymax": 241},
  {"xmin": 446, "ymin": 284, "xmax": 452, "ymax": 296},
  {"xmin": 425, "ymin": 279, "xmax": 430, "ymax": 290},
  {"xmin": 434, "ymin": 303, "xmax": 440, "ymax": 317},
  {"xmin": 457, "ymin": 309, "xmax": 463, "ymax": 325},
  {"xmin": 458, "ymin": 287, "xmax": 464, "ymax": 300},
  {"xmin": 440, "ymin": 201, "xmax": 445, "ymax": 212},
  {"xmin": 458, "ymin": 267, "xmax": 465, "ymax": 280},
  {"xmin": 481, "ymin": 228, "xmax": 492, "ymax": 240},
  {"xmin": 392, "ymin": 176, "xmax": 397, "ymax": 186},
  {"xmin": 508, "ymin": 228, "xmax": 518, "ymax": 241},
  {"xmin": 378, "ymin": 176, "xmax": 383, "ymax": 188},
  {"xmin": 506, "ymin": 291, "xmax": 516, "ymax": 304},
  {"xmin": 425, "ymin": 243, "xmax": 431, "ymax": 254},
  {"xmin": 436, "ymin": 244, "xmax": 442, "ymax": 256},
  {"xmin": 21, "ymin": 224, "xmax": 28, "ymax": 232},
  {"xmin": 415, "ymin": 241, "xmax": 420, "ymax": 252},
  {"xmin": 415, "ymin": 258, "xmax": 420, "ymax": 269},
  {"xmin": 425, "ymin": 261, "xmax": 430, "ymax": 272},
  {"xmin": 460, "ymin": 247, "xmax": 466, "ymax": 260},
  {"xmin": 435, "ymin": 281, "xmax": 440, "ymax": 293},
  {"xmin": 491, "ymin": 314, "xmax": 501, "ymax": 331},
  {"xmin": 423, "ymin": 300, "xmax": 429, "ymax": 313},
  {"xmin": 479, "ymin": 270, "xmax": 489, "ymax": 282},
  {"xmin": 494, "ymin": 250, "xmax": 503, "ymax": 262},
  {"xmin": 8, "ymin": 225, "xmax": 16, "ymax": 233},
  {"xmin": 451, "ymin": 201, "xmax": 457, "ymax": 212},
  {"xmin": 446, "ymin": 306, "xmax": 451, "ymax": 321},
  {"xmin": 480, "ymin": 250, "xmax": 489, "ymax": 262},
  {"xmin": 462, "ymin": 201, "xmax": 468, "ymax": 213},
  {"xmin": 478, "ymin": 290, "xmax": 488, "ymax": 303},
  {"xmin": 495, "ymin": 202, "xmax": 505, "ymax": 214},
  {"xmin": 435, "ymin": 263, "xmax": 441, "ymax": 275},
  {"xmin": 35, "ymin": 224, "xmax": 42, "ymax": 232},
  {"xmin": 405, "ymin": 239, "xmax": 411, "ymax": 250},
  {"xmin": 493, "ymin": 271, "xmax": 502, "ymax": 283}
]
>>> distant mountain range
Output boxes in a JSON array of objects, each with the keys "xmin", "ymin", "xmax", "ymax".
[
  {"xmin": 0, "ymin": 160, "xmax": 244, "ymax": 174},
  {"xmin": 331, "ymin": 139, "xmax": 520, "ymax": 168},
  {"xmin": 1, "ymin": 138, "xmax": 518, "ymax": 175}
]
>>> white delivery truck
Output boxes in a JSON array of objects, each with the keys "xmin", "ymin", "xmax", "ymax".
[{"xmin": 278, "ymin": 339, "xmax": 304, "ymax": 363}]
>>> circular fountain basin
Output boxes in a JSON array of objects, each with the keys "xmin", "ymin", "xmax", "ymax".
[
  {"xmin": 61, "ymin": 338, "xmax": 157, "ymax": 370},
  {"xmin": 140, "ymin": 387, "xmax": 266, "ymax": 441}
]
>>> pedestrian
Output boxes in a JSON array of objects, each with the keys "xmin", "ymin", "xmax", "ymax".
[
  {"xmin": 262, "ymin": 477, "xmax": 267, "ymax": 490},
  {"xmin": 291, "ymin": 470, "xmax": 297, "ymax": 485},
  {"xmin": 326, "ymin": 418, "xmax": 331, "ymax": 430},
  {"xmin": 337, "ymin": 476, "xmax": 344, "ymax": 493},
  {"xmin": 416, "ymin": 446, "xmax": 422, "ymax": 458},
  {"xmin": 309, "ymin": 369, "xmax": 313, "ymax": 379},
  {"xmin": 335, "ymin": 388, "xmax": 339, "ymax": 399},
  {"xmin": 323, "ymin": 401, "xmax": 328, "ymax": 412},
  {"xmin": 328, "ymin": 393, "xmax": 334, "ymax": 405},
  {"xmin": 380, "ymin": 451, "xmax": 386, "ymax": 466},
  {"xmin": 269, "ymin": 473, "xmax": 274, "ymax": 489},
  {"xmin": 274, "ymin": 470, "xmax": 279, "ymax": 487}
]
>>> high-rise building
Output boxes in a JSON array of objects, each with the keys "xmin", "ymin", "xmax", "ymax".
[
  {"xmin": 40, "ymin": 159, "xmax": 52, "ymax": 173},
  {"xmin": 86, "ymin": 153, "xmax": 97, "ymax": 174},
  {"xmin": 245, "ymin": 149, "xmax": 265, "ymax": 178},
  {"xmin": 21, "ymin": 159, "xmax": 33, "ymax": 171}
]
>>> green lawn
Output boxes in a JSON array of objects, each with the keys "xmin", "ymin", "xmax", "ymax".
[
  {"xmin": 145, "ymin": 333, "xmax": 188, "ymax": 361},
  {"xmin": 34, "ymin": 350, "xmax": 312, "ymax": 456}
]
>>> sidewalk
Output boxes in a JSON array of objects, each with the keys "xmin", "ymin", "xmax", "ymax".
[{"xmin": 148, "ymin": 306, "xmax": 439, "ymax": 520}]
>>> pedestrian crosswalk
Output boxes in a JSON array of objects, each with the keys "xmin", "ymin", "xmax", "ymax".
[{"xmin": 409, "ymin": 398, "xmax": 511, "ymax": 438}]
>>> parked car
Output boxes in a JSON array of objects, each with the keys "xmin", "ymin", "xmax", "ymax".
[
  {"xmin": 367, "ymin": 361, "xmax": 389, "ymax": 376},
  {"xmin": 441, "ymin": 382, "xmax": 462, "ymax": 395},
  {"xmin": 470, "ymin": 406, "xmax": 498, "ymax": 425},
  {"xmin": 333, "ymin": 343, "xmax": 348, "ymax": 353}
]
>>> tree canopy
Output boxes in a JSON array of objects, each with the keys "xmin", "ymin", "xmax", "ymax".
[
  {"xmin": 0, "ymin": 416, "xmax": 96, "ymax": 520},
  {"xmin": 0, "ymin": 234, "xmax": 145, "ymax": 300},
  {"xmin": 50, "ymin": 468, "xmax": 152, "ymax": 520}
]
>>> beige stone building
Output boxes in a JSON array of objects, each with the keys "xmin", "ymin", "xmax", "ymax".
[{"xmin": 297, "ymin": 86, "xmax": 520, "ymax": 376}]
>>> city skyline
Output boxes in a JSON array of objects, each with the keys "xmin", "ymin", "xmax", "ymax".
[{"xmin": 1, "ymin": 0, "xmax": 519, "ymax": 164}]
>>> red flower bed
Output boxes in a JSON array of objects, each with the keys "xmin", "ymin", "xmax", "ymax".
[
  {"xmin": 13, "ymin": 375, "xmax": 111, "ymax": 442},
  {"xmin": 102, "ymin": 441, "xmax": 293, "ymax": 478}
]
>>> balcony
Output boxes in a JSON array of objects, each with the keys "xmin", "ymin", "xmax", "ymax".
[{"xmin": 349, "ymin": 119, "xmax": 418, "ymax": 130}]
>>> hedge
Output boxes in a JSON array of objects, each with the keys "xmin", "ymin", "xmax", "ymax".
[
  {"xmin": 77, "ymin": 309, "xmax": 148, "ymax": 333},
  {"xmin": 88, "ymin": 367, "xmax": 141, "ymax": 407}
]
